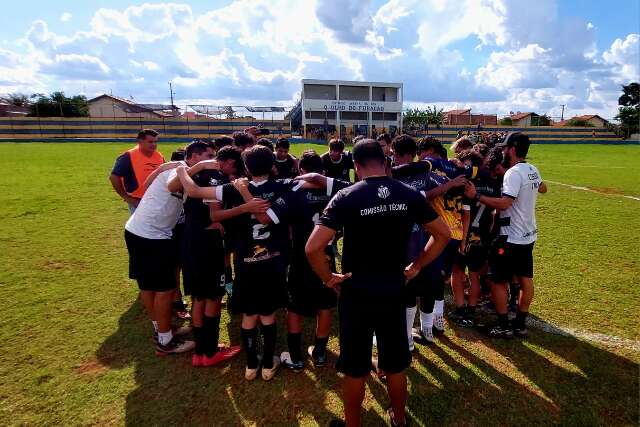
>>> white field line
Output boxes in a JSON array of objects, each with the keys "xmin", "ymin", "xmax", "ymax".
[{"xmin": 546, "ymin": 179, "xmax": 640, "ymax": 201}]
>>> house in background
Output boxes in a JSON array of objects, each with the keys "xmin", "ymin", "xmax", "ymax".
[
  {"xmin": 570, "ymin": 114, "xmax": 609, "ymax": 127},
  {"xmin": 510, "ymin": 112, "xmax": 539, "ymax": 127},
  {"xmin": 444, "ymin": 108, "xmax": 497, "ymax": 125},
  {"xmin": 88, "ymin": 94, "xmax": 180, "ymax": 118},
  {"xmin": 0, "ymin": 101, "xmax": 29, "ymax": 117}
]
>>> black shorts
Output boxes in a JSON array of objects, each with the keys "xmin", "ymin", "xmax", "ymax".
[
  {"xmin": 232, "ymin": 258, "xmax": 288, "ymax": 316},
  {"xmin": 455, "ymin": 244, "xmax": 489, "ymax": 272},
  {"xmin": 287, "ymin": 253, "xmax": 337, "ymax": 317},
  {"xmin": 489, "ymin": 238, "xmax": 534, "ymax": 283},
  {"xmin": 172, "ymin": 222, "xmax": 185, "ymax": 265},
  {"xmin": 181, "ymin": 228, "xmax": 226, "ymax": 300},
  {"xmin": 124, "ymin": 229, "xmax": 178, "ymax": 292},
  {"xmin": 336, "ymin": 284, "xmax": 411, "ymax": 378}
]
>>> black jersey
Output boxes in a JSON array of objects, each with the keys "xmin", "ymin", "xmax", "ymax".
[
  {"xmin": 274, "ymin": 154, "xmax": 298, "ymax": 179},
  {"xmin": 183, "ymin": 169, "xmax": 229, "ymax": 230},
  {"xmin": 319, "ymin": 176, "xmax": 439, "ymax": 293},
  {"xmin": 217, "ymin": 179, "xmax": 298, "ymax": 266},
  {"xmin": 468, "ymin": 170, "xmax": 502, "ymax": 244},
  {"xmin": 321, "ymin": 151, "xmax": 354, "ymax": 181}
]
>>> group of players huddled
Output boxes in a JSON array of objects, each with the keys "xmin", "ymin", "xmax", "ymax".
[{"xmin": 111, "ymin": 127, "xmax": 544, "ymax": 426}]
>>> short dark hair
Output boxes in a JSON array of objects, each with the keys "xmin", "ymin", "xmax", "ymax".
[
  {"xmin": 256, "ymin": 138, "xmax": 274, "ymax": 152},
  {"xmin": 392, "ymin": 134, "xmax": 416, "ymax": 158},
  {"xmin": 503, "ymin": 132, "xmax": 531, "ymax": 158},
  {"xmin": 352, "ymin": 139, "xmax": 385, "ymax": 167},
  {"xmin": 137, "ymin": 129, "xmax": 159, "ymax": 140},
  {"xmin": 328, "ymin": 138, "xmax": 345, "ymax": 152},
  {"xmin": 214, "ymin": 136, "xmax": 234, "ymax": 150},
  {"xmin": 452, "ymin": 137, "xmax": 473, "ymax": 152},
  {"xmin": 232, "ymin": 131, "xmax": 256, "ymax": 148},
  {"xmin": 216, "ymin": 145, "xmax": 245, "ymax": 176},
  {"xmin": 275, "ymin": 138, "xmax": 290, "ymax": 150},
  {"xmin": 416, "ymin": 136, "xmax": 442, "ymax": 154},
  {"xmin": 376, "ymin": 133, "xmax": 392, "ymax": 145},
  {"xmin": 170, "ymin": 149, "xmax": 185, "ymax": 161},
  {"xmin": 457, "ymin": 149, "xmax": 484, "ymax": 167},
  {"xmin": 185, "ymin": 141, "xmax": 211, "ymax": 159},
  {"xmin": 298, "ymin": 150, "xmax": 323, "ymax": 173},
  {"xmin": 485, "ymin": 146, "xmax": 504, "ymax": 171},
  {"xmin": 473, "ymin": 143, "xmax": 490, "ymax": 158},
  {"xmin": 242, "ymin": 145, "xmax": 274, "ymax": 176}
]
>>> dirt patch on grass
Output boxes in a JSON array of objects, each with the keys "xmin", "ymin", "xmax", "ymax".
[
  {"xmin": 41, "ymin": 259, "xmax": 88, "ymax": 271},
  {"xmin": 75, "ymin": 358, "xmax": 109, "ymax": 376},
  {"xmin": 591, "ymin": 187, "xmax": 625, "ymax": 195}
]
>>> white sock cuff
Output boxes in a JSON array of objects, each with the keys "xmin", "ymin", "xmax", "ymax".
[
  {"xmin": 434, "ymin": 300, "xmax": 445, "ymax": 314},
  {"xmin": 420, "ymin": 312, "xmax": 434, "ymax": 329},
  {"xmin": 158, "ymin": 330, "xmax": 173, "ymax": 346}
]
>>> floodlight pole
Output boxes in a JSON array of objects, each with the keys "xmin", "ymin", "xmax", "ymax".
[{"xmin": 560, "ymin": 104, "xmax": 565, "ymax": 121}]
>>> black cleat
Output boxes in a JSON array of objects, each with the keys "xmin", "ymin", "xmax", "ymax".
[
  {"xmin": 308, "ymin": 346, "xmax": 327, "ymax": 368},
  {"xmin": 280, "ymin": 352, "xmax": 304, "ymax": 372},
  {"xmin": 513, "ymin": 327, "xmax": 529, "ymax": 338},
  {"xmin": 155, "ymin": 337, "xmax": 195, "ymax": 355},
  {"xmin": 487, "ymin": 325, "xmax": 514, "ymax": 339},
  {"xmin": 448, "ymin": 311, "xmax": 475, "ymax": 328}
]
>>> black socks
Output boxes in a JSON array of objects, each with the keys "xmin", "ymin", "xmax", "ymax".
[
  {"xmin": 288, "ymin": 332, "xmax": 303, "ymax": 363},
  {"xmin": 241, "ymin": 327, "xmax": 259, "ymax": 369},
  {"xmin": 203, "ymin": 315, "xmax": 221, "ymax": 357},
  {"xmin": 313, "ymin": 336, "xmax": 329, "ymax": 358},
  {"xmin": 261, "ymin": 323, "xmax": 277, "ymax": 369}
]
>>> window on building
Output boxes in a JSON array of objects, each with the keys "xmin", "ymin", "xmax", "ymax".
[
  {"xmin": 339, "ymin": 85, "xmax": 369, "ymax": 101},
  {"xmin": 340, "ymin": 111, "xmax": 368, "ymax": 120},
  {"xmin": 304, "ymin": 84, "xmax": 336, "ymax": 100}
]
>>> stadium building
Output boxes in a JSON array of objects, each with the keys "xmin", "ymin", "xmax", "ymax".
[{"xmin": 289, "ymin": 79, "xmax": 403, "ymax": 139}]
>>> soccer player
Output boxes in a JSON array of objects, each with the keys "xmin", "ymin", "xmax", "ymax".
[
  {"xmin": 306, "ymin": 139, "xmax": 450, "ymax": 427},
  {"xmin": 110, "ymin": 129, "xmax": 164, "ymax": 213},
  {"xmin": 321, "ymin": 138, "xmax": 355, "ymax": 182},
  {"xmin": 177, "ymin": 146, "xmax": 319, "ymax": 381},
  {"xmin": 376, "ymin": 133, "xmax": 393, "ymax": 173},
  {"xmin": 280, "ymin": 150, "xmax": 350, "ymax": 372},
  {"xmin": 232, "ymin": 131, "xmax": 256, "ymax": 152},
  {"xmin": 123, "ymin": 148, "xmax": 217, "ymax": 355},
  {"xmin": 464, "ymin": 133, "xmax": 547, "ymax": 338},
  {"xmin": 273, "ymin": 138, "xmax": 299, "ymax": 179}
]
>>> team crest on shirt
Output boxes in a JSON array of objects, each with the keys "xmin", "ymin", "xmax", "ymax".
[{"xmin": 377, "ymin": 185, "xmax": 390, "ymax": 199}]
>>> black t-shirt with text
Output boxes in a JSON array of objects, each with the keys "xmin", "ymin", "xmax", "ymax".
[
  {"xmin": 184, "ymin": 169, "xmax": 229, "ymax": 230},
  {"xmin": 319, "ymin": 176, "xmax": 439, "ymax": 294},
  {"xmin": 468, "ymin": 170, "xmax": 502, "ymax": 243},
  {"xmin": 274, "ymin": 154, "xmax": 298, "ymax": 179},
  {"xmin": 321, "ymin": 151, "xmax": 354, "ymax": 182}
]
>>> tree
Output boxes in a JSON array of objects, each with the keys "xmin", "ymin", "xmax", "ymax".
[
  {"xmin": 2, "ymin": 93, "xmax": 30, "ymax": 106},
  {"xmin": 499, "ymin": 117, "xmax": 512, "ymax": 126},
  {"xmin": 28, "ymin": 92, "xmax": 89, "ymax": 117},
  {"xmin": 537, "ymin": 114, "xmax": 551, "ymax": 126},
  {"xmin": 402, "ymin": 108, "xmax": 427, "ymax": 128},
  {"xmin": 425, "ymin": 105, "xmax": 444, "ymax": 126},
  {"xmin": 565, "ymin": 118, "xmax": 595, "ymax": 127},
  {"xmin": 615, "ymin": 82, "xmax": 639, "ymax": 138}
]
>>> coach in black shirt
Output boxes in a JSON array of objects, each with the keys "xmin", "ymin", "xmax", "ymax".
[{"xmin": 306, "ymin": 140, "xmax": 450, "ymax": 427}]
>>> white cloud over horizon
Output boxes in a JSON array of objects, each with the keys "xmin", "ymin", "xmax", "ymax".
[{"xmin": 0, "ymin": 1, "xmax": 638, "ymax": 119}]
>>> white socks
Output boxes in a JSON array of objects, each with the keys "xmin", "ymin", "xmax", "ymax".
[
  {"xmin": 406, "ymin": 306, "xmax": 417, "ymax": 344},
  {"xmin": 420, "ymin": 311, "xmax": 434, "ymax": 334},
  {"xmin": 152, "ymin": 321, "xmax": 159, "ymax": 333},
  {"xmin": 158, "ymin": 330, "xmax": 173, "ymax": 346},
  {"xmin": 433, "ymin": 300, "xmax": 445, "ymax": 315}
]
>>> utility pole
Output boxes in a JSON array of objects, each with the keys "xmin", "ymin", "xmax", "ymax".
[
  {"xmin": 168, "ymin": 82, "xmax": 175, "ymax": 107},
  {"xmin": 560, "ymin": 104, "xmax": 565, "ymax": 121}
]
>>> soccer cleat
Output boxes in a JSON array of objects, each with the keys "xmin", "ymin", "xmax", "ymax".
[
  {"xmin": 155, "ymin": 337, "xmax": 195, "ymax": 356},
  {"xmin": 152, "ymin": 325, "xmax": 192, "ymax": 344},
  {"xmin": 192, "ymin": 354, "xmax": 204, "ymax": 367},
  {"xmin": 307, "ymin": 346, "xmax": 328, "ymax": 368},
  {"xmin": 487, "ymin": 325, "xmax": 514, "ymax": 339},
  {"xmin": 513, "ymin": 327, "xmax": 529, "ymax": 338},
  {"xmin": 412, "ymin": 327, "xmax": 434, "ymax": 345},
  {"xmin": 280, "ymin": 352, "xmax": 304, "ymax": 372},
  {"xmin": 201, "ymin": 345, "xmax": 242, "ymax": 367},
  {"xmin": 448, "ymin": 311, "xmax": 475, "ymax": 328},
  {"xmin": 261, "ymin": 356, "xmax": 281, "ymax": 381},
  {"xmin": 433, "ymin": 313, "xmax": 445, "ymax": 335}
]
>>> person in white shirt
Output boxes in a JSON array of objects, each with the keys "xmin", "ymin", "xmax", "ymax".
[{"xmin": 465, "ymin": 132, "xmax": 547, "ymax": 338}]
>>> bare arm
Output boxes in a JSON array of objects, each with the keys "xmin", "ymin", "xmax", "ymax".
[
  {"xmin": 464, "ymin": 183, "xmax": 514, "ymax": 210},
  {"xmin": 232, "ymin": 179, "xmax": 272, "ymax": 224},
  {"xmin": 405, "ymin": 217, "xmax": 451, "ymax": 279},
  {"xmin": 109, "ymin": 174, "xmax": 138, "ymax": 206},
  {"xmin": 425, "ymin": 175, "xmax": 468, "ymax": 200},
  {"xmin": 209, "ymin": 198, "xmax": 270, "ymax": 223},
  {"xmin": 168, "ymin": 160, "xmax": 219, "ymax": 193},
  {"xmin": 305, "ymin": 225, "xmax": 351, "ymax": 292},
  {"xmin": 176, "ymin": 166, "xmax": 218, "ymax": 199},
  {"xmin": 144, "ymin": 161, "xmax": 181, "ymax": 190},
  {"xmin": 538, "ymin": 182, "xmax": 548, "ymax": 194}
]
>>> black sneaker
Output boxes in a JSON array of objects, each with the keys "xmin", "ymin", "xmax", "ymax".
[
  {"xmin": 308, "ymin": 346, "xmax": 327, "ymax": 368},
  {"xmin": 155, "ymin": 336, "xmax": 195, "ymax": 355},
  {"xmin": 448, "ymin": 311, "xmax": 474, "ymax": 328},
  {"xmin": 280, "ymin": 352, "xmax": 304, "ymax": 373},
  {"xmin": 487, "ymin": 325, "xmax": 514, "ymax": 339},
  {"xmin": 513, "ymin": 326, "xmax": 529, "ymax": 338}
]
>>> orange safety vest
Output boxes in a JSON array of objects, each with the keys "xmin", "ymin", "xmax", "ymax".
[{"xmin": 127, "ymin": 146, "xmax": 165, "ymax": 199}]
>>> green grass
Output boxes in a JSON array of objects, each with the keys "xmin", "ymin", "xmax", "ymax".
[{"xmin": 0, "ymin": 142, "xmax": 638, "ymax": 426}]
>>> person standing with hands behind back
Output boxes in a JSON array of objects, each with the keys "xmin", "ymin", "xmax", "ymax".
[{"xmin": 306, "ymin": 140, "xmax": 450, "ymax": 427}]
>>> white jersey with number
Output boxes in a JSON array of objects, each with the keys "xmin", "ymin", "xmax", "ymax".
[
  {"xmin": 499, "ymin": 162, "xmax": 542, "ymax": 245},
  {"xmin": 125, "ymin": 167, "xmax": 184, "ymax": 239}
]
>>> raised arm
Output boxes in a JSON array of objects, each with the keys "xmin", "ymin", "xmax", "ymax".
[
  {"xmin": 168, "ymin": 160, "xmax": 220, "ymax": 193},
  {"xmin": 425, "ymin": 175, "xmax": 468, "ymax": 200},
  {"xmin": 464, "ymin": 182, "xmax": 514, "ymax": 210},
  {"xmin": 144, "ymin": 161, "xmax": 181, "ymax": 190},
  {"xmin": 175, "ymin": 166, "xmax": 218, "ymax": 199}
]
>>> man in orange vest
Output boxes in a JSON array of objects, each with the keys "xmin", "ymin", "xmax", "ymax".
[{"xmin": 109, "ymin": 129, "xmax": 165, "ymax": 213}]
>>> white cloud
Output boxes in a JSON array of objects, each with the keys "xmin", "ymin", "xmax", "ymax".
[{"xmin": 60, "ymin": 12, "xmax": 72, "ymax": 23}]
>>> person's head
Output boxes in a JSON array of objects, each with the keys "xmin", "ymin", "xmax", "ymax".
[
  {"xmin": 275, "ymin": 138, "xmax": 290, "ymax": 160},
  {"xmin": 416, "ymin": 137, "xmax": 442, "ymax": 160},
  {"xmin": 352, "ymin": 139, "xmax": 386, "ymax": 179},
  {"xmin": 501, "ymin": 132, "xmax": 530, "ymax": 167},
  {"xmin": 391, "ymin": 134, "xmax": 416, "ymax": 166},
  {"xmin": 376, "ymin": 133, "xmax": 392, "ymax": 156},
  {"xmin": 136, "ymin": 129, "xmax": 159, "ymax": 154},
  {"xmin": 257, "ymin": 138, "xmax": 274, "ymax": 152},
  {"xmin": 232, "ymin": 131, "xmax": 256, "ymax": 152},
  {"xmin": 328, "ymin": 138, "xmax": 345, "ymax": 161},
  {"xmin": 184, "ymin": 140, "xmax": 215, "ymax": 166},
  {"xmin": 214, "ymin": 136, "xmax": 234, "ymax": 151},
  {"xmin": 485, "ymin": 146, "xmax": 506, "ymax": 177},
  {"xmin": 473, "ymin": 143, "xmax": 489, "ymax": 158},
  {"xmin": 242, "ymin": 145, "xmax": 274, "ymax": 177},
  {"xmin": 298, "ymin": 149, "xmax": 323, "ymax": 174},
  {"xmin": 456, "ymin": 149, "xmax": 484, "ymax": 168},
  {"xmin": 216, "ymin": 145, "xmax": 244, "ymax": 178},
  {"xmin": 451, "ymin": 137, "xmax": 473, "ymax": 154},
  {"xmin": 170, "ymin": 148, "xmax": 185, "ymax": 161}
]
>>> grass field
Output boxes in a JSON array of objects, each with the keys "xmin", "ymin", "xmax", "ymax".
[{"xmin": 0, "ymin": 142, "xmax": 638, "ymax": 426}]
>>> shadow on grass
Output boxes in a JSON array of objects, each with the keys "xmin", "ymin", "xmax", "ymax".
[{"xmin": 97, "ymin": 301, "xmax": 639, "ymax": 426}]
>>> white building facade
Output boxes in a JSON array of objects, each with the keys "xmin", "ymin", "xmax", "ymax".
[{"xmin": 301, "ymin": 79, "xmax": 403, "ymax": 139}]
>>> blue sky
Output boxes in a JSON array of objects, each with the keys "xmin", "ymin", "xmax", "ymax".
[{"xmin": 0, "ymin": 0, "xmax": 638, "ymax": 118}]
